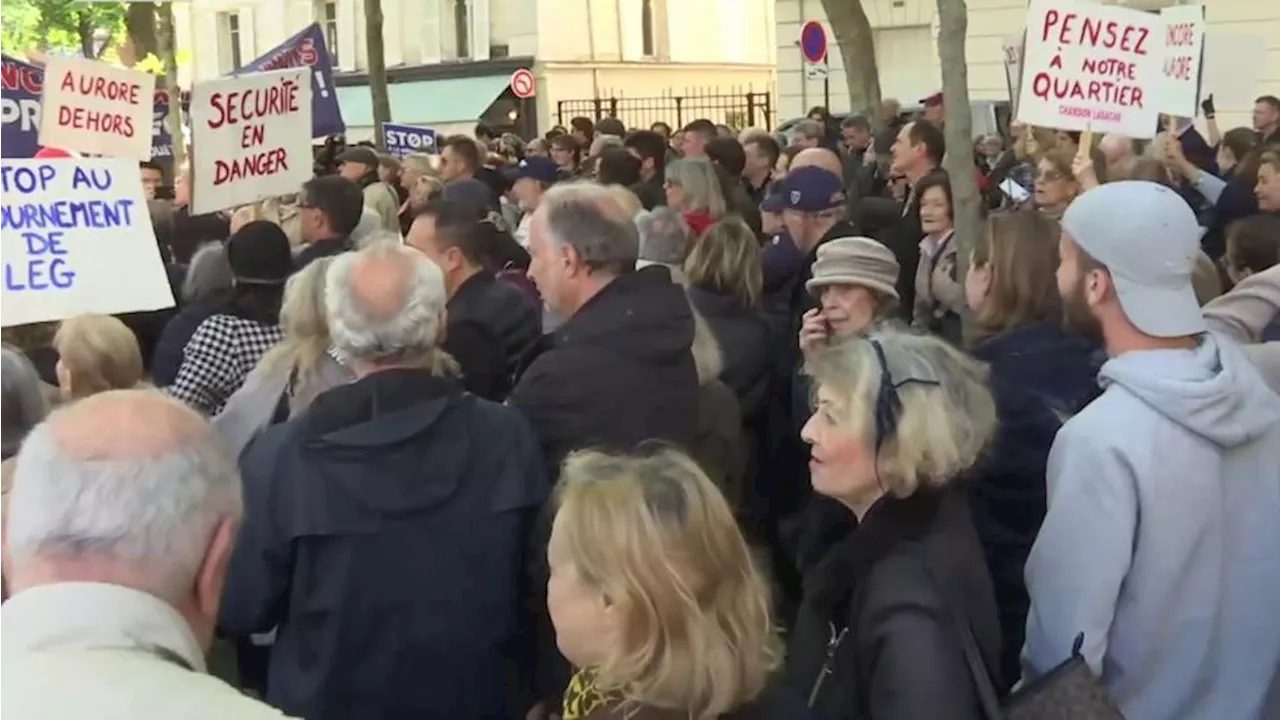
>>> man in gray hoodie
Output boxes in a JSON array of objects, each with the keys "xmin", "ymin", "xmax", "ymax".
[{"xmin": 1022, "ymin": 181, "xmax": 1280, "ymax": 719}]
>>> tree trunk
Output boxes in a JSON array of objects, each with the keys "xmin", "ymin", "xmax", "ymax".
[
  {"xmin": 365, "ymin": 0, "xmax": 392, "ymax": 151},
  {"xmin": 77, "ymin": 12, "xmax": 95, "ymax": 58},
  {"xmin": 125, "ymin": 3, "xmax": 159, "ymax": 66},
  {"xmin": 821, "ymin": 0, "xmax": 881, "ymax": 112},
  {"xmin": 935, "ymin": 0, "xmax": 980, "ymax": 327},
  {"xmin": 156, "ymin": 2, "xmax": 184, "ymax": 171}
]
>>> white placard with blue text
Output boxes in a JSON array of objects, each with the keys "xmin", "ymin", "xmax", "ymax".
[
  {"xmin": 1, "ymin": 158, "xmax": 175, "ymax": 327},
  {"xmin": 189, "ymin": 68, "xmax": 313, "ymax": 215},
  {"xmin": 382, "ymin": 122, "xmax": 439, "ymax": 158}
]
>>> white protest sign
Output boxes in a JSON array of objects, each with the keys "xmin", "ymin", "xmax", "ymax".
[
  {"xmin": 1017, "ymin": 0, "xmax": 1162, "ymax": 138},
  {"xmin": 189, "ymin": 68, "xmax": 312, "ymax": 215},
  {"xmin": 37, "ymin": 57, "xmax": 155, "ymax": 160},
  {"xmin": 1157, "ymin": 5, "xmax": 1205, "ymax": 118},
  {"xmin": 1, "ymin": 158, "xmax": 174, "ymax": 327}
]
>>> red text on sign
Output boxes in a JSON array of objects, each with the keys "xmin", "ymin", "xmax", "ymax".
[
  {"xmin": 1164, "ymin": 55, "xmax": 1194, "ymax": 81},
  {"xmin": 213, "ymin": 149, "xmax": 290, "ymax": 186},
  {"xmin": 241, "ymin": 124, "xmax": 265, "ymax": 149},
  {"xmin": 1166, "ymin": 23, "xmax": 1196, "ymax": 47},
  {"xmin": 59, "ymin": 71, "xmax": 143, "ymax": 104},
  {"xmin": 1041, "ymin": 10, "xmax": 1150, "ymax": 56},
  {"xmin": 1031, "ymin": 73, "xmax": 1144, "ymax": 108},
  {"xmin": 56, "ymin": 106, "xmax": 135, "ymax": 138},
  {"xmin": 205, "ymin": 76, "xmax": 301, "ymax": 130}
]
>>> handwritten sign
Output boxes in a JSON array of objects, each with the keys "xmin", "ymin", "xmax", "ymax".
[
  {"xmin": 1002, "ymin": 33, "xmax": 1026, "ymax": 115},
  {"xmin": 1157, "ymin": 5, "xmax": 1205, "ymax": 118},
  {"xmin": 37, "ymin": 57, "xmax": 154, "ymax": 160},
  {"xmin": 1, "ymin": 158, "xmax": 174, "ymax": 327},
  {"xmin": 382, "ymin": 122, "xmax": 439, "ymax": 158},
  {"xmin": 189, "ymin": 68, "xmax": 312, "ymax": 215},
  {"xmin": 1016, "ymin": 0, "xmax": 1161, "ymax": 138}
]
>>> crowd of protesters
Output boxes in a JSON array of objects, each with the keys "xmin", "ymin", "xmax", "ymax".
[{"xmin": 3, "ymin": 89, "xmax": 1279, "ymax": 720}]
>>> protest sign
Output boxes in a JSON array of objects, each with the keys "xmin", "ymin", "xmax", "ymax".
[
  {"xmin": 38, "ymin": 57, "xmax": 155, "ymax": 160},
  {"xmin": 382, "ymin": 122, "xmax": 439, "ymax": 158},
  {"xmin": 1, "ymin": 55, "xmax": 42, "ymax": 158},
  {"xmin": 1200, "ymin": 30, "xmax": 1266, "ymax": 112},
  {"xmin": 241, "ymin": 23, "xmax": 344, "ymax": 138},
  {"xmin": 1157, "ymin": 5, "xmax": 1205, "ymax": 118},
  {"xmin": 1002, "ymin": 33, "xmax": 1026, "ymax": 115},
  {"xmin": 189, "ymin": 68, "xmax": 312, "ymax": 215},
  {"xmin": 1016, "ymin": 0, "xmax": 1162, "ymax": 138},
  {"xmin": 1, "ymin": 158, "xmax": 174, "ymax": 327}
]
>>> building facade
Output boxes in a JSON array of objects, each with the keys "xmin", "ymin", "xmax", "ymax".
[
  {"xmin": 176, "ymin": 0, "xmax": 777, "ymax": 139},
  {"xmin": 776, "ymin": 0, "xmax": 1280, "ymax": 131}
]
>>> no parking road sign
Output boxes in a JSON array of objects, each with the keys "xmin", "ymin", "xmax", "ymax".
[{"xmin": 801, "ymin": 21, "xmax": 828, "ymax": 64}]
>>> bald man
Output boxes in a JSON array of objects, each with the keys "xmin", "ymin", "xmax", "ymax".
[
  {"xmin": 4, "ymin": 390, "xmax": 288, "ymax": 720},
  {"xmin": 790, "ymin": 146, "xmax": 845, "ymax": 177},
  {"xmin": 219, "ymin": 240, "xmax": 548, "ymax": 719},
  {"xmin": 1100, "ymin": 133, "xmax": 1136, "ymax": 176}
]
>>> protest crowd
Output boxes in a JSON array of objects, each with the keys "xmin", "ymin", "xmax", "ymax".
[{"xmin": 3, "ymin": 6, "xmax": 1280, "ymax": 720}]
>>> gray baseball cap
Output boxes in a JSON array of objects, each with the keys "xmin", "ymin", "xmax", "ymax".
[{"xmin": 1062, "ymin": 180, "xmax": 1205, "ymax": 338}]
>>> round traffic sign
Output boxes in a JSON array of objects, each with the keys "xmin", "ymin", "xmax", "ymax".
[
  {"xmin": 800, "ymin": 21, "xmax": 828, "ymax": 64},
  {"xmin": 510, "ymin": 68, "xmax": 536, "ymax": 99}
]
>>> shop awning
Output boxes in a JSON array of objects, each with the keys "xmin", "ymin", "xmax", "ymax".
[{"xmin": 335, "ymin": 74, "xmax": 511, "ymax": 127}]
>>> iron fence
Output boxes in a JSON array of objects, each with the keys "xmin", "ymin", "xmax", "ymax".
[{"xmin": 556, "ymin": 88, "xmax": 773, "ymax": 132}]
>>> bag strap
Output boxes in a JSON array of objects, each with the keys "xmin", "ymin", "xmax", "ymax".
[{"xmin": 919, "ymin": 560, "xmax": 1005, "ymax": 720}]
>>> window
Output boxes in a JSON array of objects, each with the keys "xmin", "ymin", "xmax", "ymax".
[
  {"xmin": 453, "ymin": 0, "xmax": 471, "ymax": 59},
  {"xmin": 641, "ymin": 0, "xmax": 655, "ymax": 57},
  {"xmin": 323, "ymin": 0, "xmax": 339, "ymax": 65},
  {"xmin": 217, "ymin": 12, "xmax": 243, "ymax": 72}
]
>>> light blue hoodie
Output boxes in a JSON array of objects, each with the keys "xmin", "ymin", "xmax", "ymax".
[{"xmin": 1022, "ymin": 333, "xmax": 1280, "ymax": 719}]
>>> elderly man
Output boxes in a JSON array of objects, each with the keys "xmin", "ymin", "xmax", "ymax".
[
  {"xmin": 219, "ymin": 242, "xmax": 548, "ymax": 720},
  {"xmin": 635, "ymin": 206, "xmax": 693, "ymax": 283},
  {"xmin": 2, "ymin": 390, "xmax": 288, "ymax": 720}
]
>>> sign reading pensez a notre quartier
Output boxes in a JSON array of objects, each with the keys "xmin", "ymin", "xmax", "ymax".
[
  {"xmin": 1016, "ymin": 0, "xmax": 1161, "ymax": 138},
  {"xmin": 1, "ymin": 158, "xmax": 175, "ymax": 327},
  {"xmin": 189, "ymin": 68, "xmax": 313, "ymax": 215}
]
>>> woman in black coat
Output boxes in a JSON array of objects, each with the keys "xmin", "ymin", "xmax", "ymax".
[{"xmin": 786, "ymin": 329, "xmax": 1002, "ymax": 720}]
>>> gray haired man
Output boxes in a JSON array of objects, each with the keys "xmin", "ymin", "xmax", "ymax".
[{"xmin": 3, "ymin": 390, "xmax": 289, "ymax": 720}]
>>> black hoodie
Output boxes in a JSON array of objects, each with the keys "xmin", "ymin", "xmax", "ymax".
[{"xmin": 508, "ymin": 265, "xmax": 699, "ymax": 468}]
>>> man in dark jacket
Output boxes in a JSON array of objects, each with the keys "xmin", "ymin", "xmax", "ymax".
[
  {"xmin": 623, "ymin": 129, "xmax": 668, "ymax": 210},
  {"xmin": 881, "ymin": 120, "xmax": 946, "ymax": 316},
  {"xmin": 406, "ymin": 199, "xmax": 542, "ymax": 396},
  {"xmin": 219, "ymin": 242, "xmax": 548, "ymax": 720},
  {"xmin": 508, "ymin": 182, "xmax": 698, "ymax": 709},
  {"xmin": 294, "ymin": 175, "xmax": 363, "ymax": 270}
]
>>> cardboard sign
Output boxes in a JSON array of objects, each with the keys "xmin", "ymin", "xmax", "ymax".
[
  {"xmin": 1016, "ymin": 0, "xmax": 1162, "ymax": 138},
  {"xmin": 1200, "ymin": 30, "xmax": 1265, "ymax": 112},
  {"xmin": 189, "ymin": 68, "xmax": 312, "ymax": 215},
  {"xmin": 1158, "ymin": 5, "xmax": 1205, "ymax": 118},
  {"xmin": 1002, "ymin": 33, "xmax": 1026, "ymax": 115},
  {"xmin": 382, "ymin": 122, "xmax": 438, "ymax": 158},
  {"xmin": 37, "ymin": 57, "xmax": 154, "ymax": 160},
  {"xmin": 1, "ymin": 158, "xmax": 175, "ymax": 327}
]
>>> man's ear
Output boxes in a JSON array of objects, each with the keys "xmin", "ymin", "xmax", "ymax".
[{"xmin": 195, "ymin": 516, "xmax": 237, "ymax": 619}]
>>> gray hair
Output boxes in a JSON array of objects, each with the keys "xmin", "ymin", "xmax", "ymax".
[
  {"xmin": 541, "ymin": 181, "xmax": 640, "ymax": 275},
  {"xmin": 6, "ymin": 393, "xmax": 242, "ymax": 600},
  {"xmin": 356, "ymin": 228, "xmax": 403, "ymax": 250},
  {"xmin": 793, "ymin": 119, "xmax": 825, "ymax": 141},
  {"xmin": 182, "ymin": 241, "xmax": 233, "ymax": 303},
  {"xmin": 2, "ymin": 344, "xmax": 49, "ymax": 458},
  {"xmin": 635, "ymin": 206, "xmax": 692, "ymax": 267},
  {"xmin": 665, "ymin": 157, "xmax": 728, "ymax": 219},
  {"xmin": 402, "ymin": 152, "xmax": 436, "ymax": 176},
  {"xmin": 325, "ymin": 241, "xmax": 448, "ymax": 364}
]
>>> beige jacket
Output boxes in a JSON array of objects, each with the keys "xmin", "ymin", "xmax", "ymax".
[
  {"xmin": 3, "ymin": 582, "xmax": 293, "ymax": 720},
  {"xmin": 363, "ymin": 181, "xmax": 402, "ymax": 234},
  {"xmin": 1203, "ymin": 265, "xmax": 1280, "ymax": 394},
  {"xmin": 911, "ymin": 231, "xmax": 966, "ymax": 341}
]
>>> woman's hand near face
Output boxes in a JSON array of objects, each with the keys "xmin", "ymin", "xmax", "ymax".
[
  {"xmin": 1071, "ymin": 151, "xmax": 1098, "ymax": 191},
  {"xmin": 799, "ymin": 308, "xmax": 830, "ymax": 361}
]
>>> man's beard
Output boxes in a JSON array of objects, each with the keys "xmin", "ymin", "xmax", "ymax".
[{"xmin": 1061, "ymin": 274, "xmax": 1103, "ymax": 344}]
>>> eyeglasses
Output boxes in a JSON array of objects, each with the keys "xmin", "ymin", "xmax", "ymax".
[{"xmin": 1037, "ymin": 169, "xmax": 1065, "ymax": 182}]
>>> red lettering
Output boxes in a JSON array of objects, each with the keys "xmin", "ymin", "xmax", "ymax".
[
  {"xmin": 55, "ymin": 105, "xmax": 136, "ymax": 137},
  {"xmin": 205, "ymin": 77, "xmax": 302, "ymax": 130},
  {"xmin": 211, "ymin": 148, "xmax": 291, "ymax": 186},
  {"xmin": 0, "ymin": 60, "xmax": 44, "ymax": 93},
  {"xmin": 241, "ymin": 123, "xmax": 265, "ymax": 148},
  {"xmin": 1044, "ymin": 12, "xmax": 1150, "ymax": 55}
]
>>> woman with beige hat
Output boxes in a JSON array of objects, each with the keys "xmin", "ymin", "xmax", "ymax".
[{"xmin": 798, "ymin": 236, "xmax": 902, "ymax": 363}]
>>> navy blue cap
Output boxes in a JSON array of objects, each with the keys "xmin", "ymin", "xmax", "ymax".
[
  {"xmin": 503, "ymin": 156, "xmax": 560, "ymax": 184},
  {"xmin": 761, "ymin": 188, "xmax": 786, "ymax": 213},
  {"xmin": 776, "ymin": 166, "xmax": 846, "ymax": 212}
]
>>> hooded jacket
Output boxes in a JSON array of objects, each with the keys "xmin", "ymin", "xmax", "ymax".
[
  {"xmin": 1023, "ymin": 333, "xmax": 1280, "ymax": 720},
  {"xmin": 508, "ymin": 265, "xmax": 699, "ymax": 468},
  {"xmin": 218, "ymin": 370, "xmax": 548, "ymax": 720}
]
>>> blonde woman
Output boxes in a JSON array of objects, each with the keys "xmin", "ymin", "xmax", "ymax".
[
  {"xmin": 787, "ymin": 329, "xmax": 1001, "ymax": 719},
  {"xmin": 550, "ymin": 448, "xmax": 805, "ymax": 720},
  {"xmin": 53, "ymin": 314, "xmax": 146, "ymax": 400},
  {"xmin": 214, "ymin": 255, "xmax": 352, "ymax": 457},
  {"xmin": 685, "ymin": 218, "xmax": 772, "ymax": 419},
  {"xmin": 664, "ymin": 157, "xmax": 728, "ymax": 237}
]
